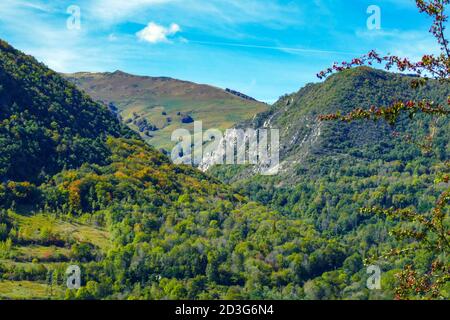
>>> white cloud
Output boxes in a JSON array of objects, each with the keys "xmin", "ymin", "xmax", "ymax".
[{"xmin": 136, "ymin": 22, "xmax": 181, "ymax": 43}]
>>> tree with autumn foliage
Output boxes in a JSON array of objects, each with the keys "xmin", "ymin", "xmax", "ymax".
[{"xmin": 319, "ymin": 0, "xmax": 449, "ymax": 299}]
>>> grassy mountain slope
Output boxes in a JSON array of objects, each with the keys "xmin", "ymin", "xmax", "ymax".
[{"xmin": 64, "ymin": 71, "xmax": 268, "ymax": 150}]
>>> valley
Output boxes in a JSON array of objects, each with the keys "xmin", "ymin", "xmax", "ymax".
[{"xmin": 0, "ymin": 32, "xmax": 448, "ymax": 300}]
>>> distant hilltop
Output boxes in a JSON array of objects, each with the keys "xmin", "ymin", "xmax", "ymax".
[
  {"xmin": 63, "ymin": 70, "xmax": 267, "ymax": 150},
  {"xmin": 225, "ymin": 88, "xmax": 258, "ymax": 102}
]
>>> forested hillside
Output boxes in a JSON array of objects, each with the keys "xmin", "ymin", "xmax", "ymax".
[
  {"xmin": 211, "ymin": 67, "xmax": 449, "ymax": 182},
  {"xmin": 0, "ymin": 35, "xmax": 447, "ymax": 299},
  {"xmin": 0, "ymin": 40, "xmax": 134, "ymax": 183},
  {"xmin": 0, "ymin": 39, "xmax": 366, "ymax": 300},
  {"xmin": 209, "ymin": 67, "xmax": 450, "ymax": 299}
]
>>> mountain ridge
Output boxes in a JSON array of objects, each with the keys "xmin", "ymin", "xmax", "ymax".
[
  {"xmin": 63, "ymin": 70, "xmax": 268, "ymax": 150},
  {"xmin": 209, "ymin": 66, "xmax": 450, "ymax": 182},
  {"xmin": 64, "ymin": 70, "xmax": 241, "ymax": 99}
]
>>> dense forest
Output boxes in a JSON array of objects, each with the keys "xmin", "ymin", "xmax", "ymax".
[
  {"xmin": 0, "ymin": 39, "xmax": 386, "ymax": 300},
  {"xmin": 209, "ymin": 66, "xmax": 450, "ymax": 299},
  {"xmin": 0, "ymin": 0, "xmax": 448, "ymax": 300},
  {"xmin": 0, "ymin": 39, "xmax": 134, "ymax": 184},
  {"xmin": 208, "ymin": 0, "xmax": 450, "ymax": 299}
]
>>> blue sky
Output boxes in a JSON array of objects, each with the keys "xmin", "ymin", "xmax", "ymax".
[{"xmin": 0, "ymin": 0, "xmax": 441, "ymax": 102}]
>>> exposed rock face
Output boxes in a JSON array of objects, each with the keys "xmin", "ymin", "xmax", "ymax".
[{"xmin": 199, "ymin": 128, "xmax": 280, "ymax": 176}]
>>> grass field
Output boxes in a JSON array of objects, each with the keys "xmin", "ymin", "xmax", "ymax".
[
  {"xmin": 0, "ymin": 212, "xmax": 111, "ymax": 300},
  {"xmin": 10, "ymin": 213, "xmax": 110, "ymax": 251},
  {"xmin": 0, "ymin": 280, "xmax": 65, "ymax": 300}
]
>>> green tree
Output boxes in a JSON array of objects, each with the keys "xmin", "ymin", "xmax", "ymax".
[{"xmin": 318, "ymin": 0, "xmax": 450, "ymax": 299}]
